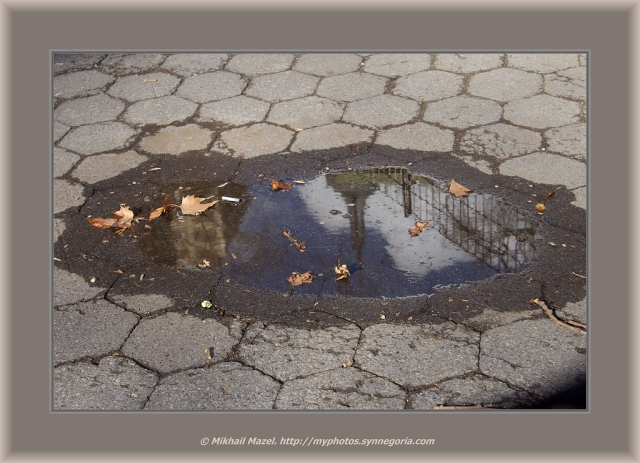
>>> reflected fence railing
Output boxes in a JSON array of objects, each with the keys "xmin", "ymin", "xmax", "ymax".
[{"xmin": 360, "ymin": 167, "xmax": 536, "ymax": 273}]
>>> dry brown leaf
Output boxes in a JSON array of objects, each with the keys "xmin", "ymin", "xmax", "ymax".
[
  {"xmin": 281, "ymin": 230, "xmax": 307, "ymax": 252},
  {"xmin": 334, "ymin": 260, "xmax": 350, "ymax": 281},
  {"xmin": 88, "ymin": 205, "xmax": 135, "ymax": 233},
  {"xmin": 88, "ymin": 217, "xmax": 118, "ymax": 229},
  {"xmin": 287, "ymin": 271, "xmax": 314, "ymax": 287},
  {"xmin": 449, "ymin": 179, "xmax": 471, "ymax": 198},
  {"xmin": 271, "ymin": 179, "xmax": 292, "ymax": 191},
  {"xmin": 113, "ymin": 205, "xmax": 134, "ymax": 222},
  {"xmin": 149, "ymin": 196, "xmax": 173, "ymax": 221},
  {"xmin": 409, "ymin": 221, "xmax": 431, "ymax": 236},
  {"xmin": 148, "ymin": 207, "xmax": 164, "ymax": 221},
  {"xmin": 179, "ymin": 195, "xmax": 218, "ymax": 215}
]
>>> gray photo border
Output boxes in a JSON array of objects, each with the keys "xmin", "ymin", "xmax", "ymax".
[{"xmin": 3, "ymin": 2, "xmax": 637, "ymax": 462}]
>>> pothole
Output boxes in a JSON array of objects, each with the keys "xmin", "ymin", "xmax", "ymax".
[{"xmin": 136, "ymin": 167, "xmax": 536, "ymax": 297}]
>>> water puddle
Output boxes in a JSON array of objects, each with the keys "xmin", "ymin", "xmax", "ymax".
[{"xmin": 137, "ymin": 168, "xmax": 536, "ymax": 297}]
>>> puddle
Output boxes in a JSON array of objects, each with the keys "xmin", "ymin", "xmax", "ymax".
[{"xmin": 137, "ymin": 168, "xmax": 536, "ymax": 298}]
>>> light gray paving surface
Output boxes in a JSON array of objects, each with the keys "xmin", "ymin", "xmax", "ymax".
[{"xmin": 53, "ymin": 52, "xmax": 588, "ymax": 410}]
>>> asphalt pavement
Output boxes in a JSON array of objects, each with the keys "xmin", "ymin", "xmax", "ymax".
[{"xmin": 52, "ymin": 52, "xmax": 587, "ymax": 410}]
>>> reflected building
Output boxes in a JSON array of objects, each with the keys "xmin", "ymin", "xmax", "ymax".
[
  {"xmin": 138, "ymin": 182, "xmax": 248, "ymax": 268},
  {"xmin": 303, "ymin": 168, "xmax": 535, "ymax": 277}
]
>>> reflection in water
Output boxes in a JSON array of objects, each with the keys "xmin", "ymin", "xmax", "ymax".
[
  {"xmin": 312, "ymin": 168, "xmax": 535, "ymax": 276},
  {"xmin": 138, "ymin": 181, "xmax": 248, "ymax": 268},
  {"xmin": 137, "ymin": 169, "xmax": 536, "ymax": 297}
]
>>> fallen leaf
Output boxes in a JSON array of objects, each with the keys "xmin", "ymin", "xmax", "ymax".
[
  {"xmin": 449, "ymin": 179, "xmax": 471, "ymax": 197},
  {"xmin": 409, "ymin": 221, "xmax": 431, "ymax": 237},
  {"xmin": 113, "ymin": 205, "xmax": 134, "ymax": 221},
  {"xmin": 546, "ymin": 191, "xmax": 555, "ymax": 198},
  {"xmin": 113, "ymin": 269, "xmax": 124, "ymax": 274},
  {"xmin": 281, "ymin": 230, "xmax": 307, "ymax": 252},
  {"xmin": 201, "ymin": 300, "xmax": 213, "ymax": 308},
  {"xmin": 87, "ymin": 217, "xmax": 119, "ymax": 229},
  {"xmin": 287, "ymin": 271, "xmax": 314, "ymax": 287},
  {"xmin": 536, "ymin": 203, "xmax": 546, "ymax": 213},
  {"xmin": 271, "ymin": 179, "xmax": 292, "ymax": 191},
  {"xmin": 198, "ymin": 259, "xmax": 211, "ymax": 268},
  {"xmin": 179, "ymin": 195, "xmax": 218, "ymax": 215},
  {"xmin": 334, "ymin": 260, "xmax": 350, "ymax": 281},
  {"xmin": 87, "ymin": 205, "xmax": 135, "ymax": 233},
  {"xmin": 149, "ymin": 196, "xmax": 173, "ymax": 221}
]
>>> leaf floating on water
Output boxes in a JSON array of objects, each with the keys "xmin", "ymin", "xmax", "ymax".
[
  {"xmin": 334, "ymin": 260, "xmax": 350, "ymax": 281},
  {"xmin": 287, "ymin": 271, "xmax": 314, "ymax": 287},
  {"xmin": 449, "ymin": 179, "xmax": 471, "ymax": 198},
  {"xmin": 271, "ymin": 179, "xmax": 292, "ymax": 191},
  {"xmin": 179, "ymin": 195, "xmax": 218, "ymax": 215},
  {"xmin": 281, "ymin": 230, "xmax": 307, "ymax": 252},
  {"xmin": 409, "ymin": 221, "xmax": 431, "ymax": 237}
]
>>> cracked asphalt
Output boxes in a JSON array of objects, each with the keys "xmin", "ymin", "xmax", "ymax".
[{"xmin": 52, "ymin": 52, "xmax": 587, "ymax": 410}]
